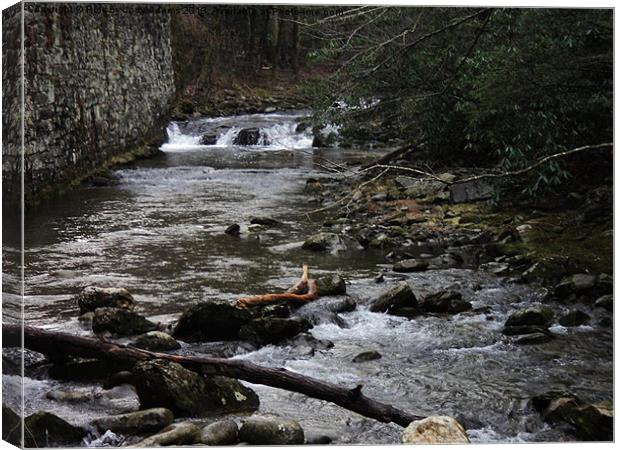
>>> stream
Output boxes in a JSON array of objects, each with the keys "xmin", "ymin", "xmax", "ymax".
[{"xmin": 2, "ymin": 110, "xmax": 613, "ymax": 445}]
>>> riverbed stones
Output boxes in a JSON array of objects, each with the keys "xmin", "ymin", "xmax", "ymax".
[
  {"xmin": 370, "ymin": 282, "xmax": 417, "ymax": 314},
  {"xmin": 554, "ymin": 274, "xmax": 598, "ymax": 298},
  {"xmin": 393, "ymin": 259, "xmax": 429, "ymax": 272},
  {"xmin": 420, "ymin": 290, "xmax": 472, "ymax": 314},
  {"xmin": 233, "ymin": 128, "xmax": 265, "ymax": 146},
  {"xmin": 198, "ymin": 419, "xmax": 239, "ymax": 445},
  {"xmin": 92, "ymin": 307, "xmax": 158, "ymax": 336},
  {"xmin": 225, "ymin": 223, "xmax": 241, "ymax": 236},
  {"xmin": 239, "ymin": 317, "xmax": 312, "ymax": 345},
  {"xmin": 352, "ymin": 350, "xmax": 382, "ymax": 363},
  {"xmin": 558, "ymin": 309, "xmax": 590, "ymax": 327},
  {"xmin": 90, "ymin": 408, "xmax": 174, "ymax": 435},
  {"xmin": 532, "ymin": 391, "xmax": 613, "ymax": 441},
  {"xmin": 23, "ymin": 411, "xmax": 85, "ymax": 447},
  {"xmin": 172, "ymin": 300, "xmax": 252, "ymax": 341},
  {"xmin": 514, "ymin": 332, "xmax": 553, "ymax": 346},
  {"xmin": 249, "ymin": 216, "xmax": 282, "ymax": 227},
  {"xmin": 302, "ymin": 232, "xmax": 344, "ymax": 252},
  {"xmin": 401, "ymin": 416, "xmax": 470, "ymax": 444},
  {"xmin": 76, "ymin": 286, "xmax": 135, "ymax": 313},
  {"xmin": 595, "ymin": 294, "xmax": 613, "ymax": 312},
  {"xmin": 135, "ymin": 422, "xmax": 201, "ymax": 447},
  {"xmin": 239, "ymin": 417, "xmax": 305, "ymax": 445},
  {"xmin": 132, "ymin": 359, "xmax": 259, "ymax": 416},
  {"xmin": 131, "ymin": 331, "xmax": 181, "ymax": 351},
  {"xmin": 504, "ymin": 306, "xmax": 554, "ymax": 328},
  {"xmin": 2, "ymin": 404, "xmax": 21, "ymax": 446},
  {"xmin": 316, "ymin": 274, "xmax": 346, "ymax": 295}
]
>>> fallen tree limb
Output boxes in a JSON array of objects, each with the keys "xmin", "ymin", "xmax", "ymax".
[
  {"xmin": 361, "ymin": 143, "xmax": 419, "ymax": 170},
  {"xmin": 3, "ymin": 324, "xmax": 423, "ymax": 427},
  {"xmin": 234, "ymin": 264, "xmax": 319, "ymax": 309}
]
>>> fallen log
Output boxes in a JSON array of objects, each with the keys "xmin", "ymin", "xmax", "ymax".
[
  {"xmin": 234, "ymin": 264, "xmax": 319, "ymax": 308},
  {"xmin": 4, "ymin": 324, "xmax": 423, "ymax": 427},
  {"xmin": 361, "ymin": 143, "xmax": 419, "ymax": 170}
]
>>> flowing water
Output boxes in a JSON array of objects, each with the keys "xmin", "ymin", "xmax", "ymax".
[{"xmin": 2, "ymin": 110, "xmax": 613, "ymax": 445}]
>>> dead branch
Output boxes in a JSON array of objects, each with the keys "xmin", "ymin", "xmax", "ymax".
[{"xmin": 3, "ymin": 324, "xmax": 423, "ymax": 427}]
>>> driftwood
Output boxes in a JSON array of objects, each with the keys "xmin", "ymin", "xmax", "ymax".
[
  {"xmin": 4, "ymin": 324, "xmax": 423, "ymax": 427},
  {"xmin": 234, "ymin": 264, "xmax": 319, "ymax": 308}
]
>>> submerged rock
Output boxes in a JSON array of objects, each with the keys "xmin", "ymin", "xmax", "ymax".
[
  {"xmin": 92, "ymin": 307, "xmax": 157, "ymax": 336},
  {"xmin": 199, "ymin": 134, "xmax": 217, "ymax": 145},
  {"xmin": 172, "ymin": 300, "xmax": 252, "ymax": 341},
  {"xmin": 302, "ymin": 232, "xmax": 344, "ymax": 252},
  {"xmin": 370, "ymin": 282, "xmax": 417, "ymax": 314},
  {"xmin": 23, "ymin": 411, "xmax": 84, "ymax": 447},
  {"xmin": 595, "ymin": 294, "xmax": 613, "ymax": 312},
  {"xmin": 504, "ymin": 306, "xmax": 554, "ymax": 328},
  {"xmin": 131, "ymin": 331, "xmax": 181, "ymax": 351},
  {"xmin": 225, "ymin": 223, "xmax": 241, "ymax": 236},
  {"xmin": 135, "ymin": 422, "xmax": 201, "ymax": 447},
  {"xmin": 239, "ymin": 417, "xmax": 305, "ymax": 445},
  {"xmin": 393, "ymin": 259, "xmax": 429, "ymax": 273},
  {"xmin": 199, "ymin": 419, "xmax": 239, "ymax": 445},
  {"xmin": 249, "ymin": 216, "xmax": 282, "ymax": 227},
  {"xmin": 514, "ymin": 332, "xmax": 553, "ymax": 346},
  {"xmin": 3, "ymin": 404, "xmax": 21, "ymax": 446},
  {"xmin": 296, "ymin": 296, "xmax": 356, "ymax": 326},
  {"xmin": 420, "ymin": 290, "xmax": 472, "ymax": 314},
  {"xmin": 76, "ymin": 286, "xmax": 135, "ymax": 314},
  {"xmin": 316, "ymin": 274, "xmax": 347, "ymax": 296},
  {"xmin": 233, "ymin": 128, "xmax": 267, "ymax": 146},
  {"xmin": 401, "ymin": 416, "xmax": 470, "ymax": 444},
  {"xmin": 352, "ymin": 350, "xmax": 382, "ymax": 363},
  {"xmin": 90, "ymin": 408, "xmax": 173, "ymax": 435},
  {"xmin": 558, "ymin": 310, "xmax": 590, "ymax": 327},
  {"xmin": 132, "ymin": 359, "xmax": 259, "ymax": 416},
  {"xmin": 532, "ymin": 391, "xmax": 613, "ymax": 441},
  {"xmin": 239, "ymin": 317, "xmax": 312, "ymax": 345}
]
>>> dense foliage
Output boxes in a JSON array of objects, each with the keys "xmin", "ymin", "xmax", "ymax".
[{"xmin": 302, "ymin": 7, "xmax": 613, "ymax": 194}]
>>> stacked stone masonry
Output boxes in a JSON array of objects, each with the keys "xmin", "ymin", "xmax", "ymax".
[{"xmin": 2, "ymin": 3, "xmax": 176, "ymax": 203}]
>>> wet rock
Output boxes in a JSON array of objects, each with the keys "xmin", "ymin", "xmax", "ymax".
[
  {"xmin": 199, "ymin": 134, "xmax": 217, "ymax": 145},
  {"xmin": 76, "ymin": 286, "xmax": 135, "ymax": 313},
  {"xmin": 199, "ymin": 419, "xmax": 239, "ymax": 445},
  {"xmin": 78, "ymin": 311, "xmax": 94, "ymax": 327},
  {"xmin": 532, "ymin": 391, "xmax": 613, "ymax": 441},
  {"xmin": 369, "ymin": 233, "xmax": 393, "ymax": 248},
  {"xmin": 306, "ymin": 434, "xmax": 333, "ymax": 445},
  {"xmin": 554, "ymin": 274, "xmax": 598, "ymax": 298},
  {"xmin": 296, "ymin": 296, "xmax": 355, "ymax": 327},
  {"xmin": 233, "ymin": 128, "xmax": 265, "ymax": 146},
  {"xmin": 316, "ymin": 274, "xmax": 346, "ymax": 295},
  {"xmin": 595, "ymin": 294, "xmax": 613, "ymax": 312},
  {"xmin": 393, "ymin": 259, "xmax": 429, "ymax": 273},
  {"xmin": 133, "ymin": 359, "xmax": 259, "ymax": 416},
  {"xmin": 302, "ymin": 232, "xmax": 343, "ymax": 252},
  {"xmin": 239, "ymin": 417, "xmax": 305, "ymax": 445},
  {"xmin": 521, "ymin": 257, "xmax": 568, "ymax": 283},
  {"xmin": 48, "ymin": 384, "xmax": 139, "ymax": 413},
  {"xmin": 502, "ymin": 325, "xmax": 549, "ymax": 336},
  {"xmin": 420, "ymin": 290, "xmax": 472, "ymax": 314},
  {"xmin": 131, "ymin": 331, "xmax": 181, "ymax": 351},
  {"xmin": 401, "ymin": 416, "xmax": 470, "ymax": 444},
  {"xmin": 249, "ymin": 216, "xmax": 282, "ymax": 227},
  {"xmin": 172, "ymin": 300, "xmax": 252, "ymax": 341},
  {"xmin": 449, "ymin": 180, "xmax": 494, "ymax": 204},
  {"xmin": 558, "ymin": 310, "xmax": 590, "ymax": 327},
  {"xmin": 92, "ymin": 307, "xmax": 158, "ymax": 336},
  {"xmin": 352, "ymin": 350, "xmax": 382, "ymax": 363},
  {"xmin": 225, "ymin": 223, "xmax": 241, "ymax": 236},
  {"xmin": 90, "ymin": 408, "xmax": 174, "ymax": 435},
  {"xmin": 505, "ymin": 306, "xmax": 554, "ymax": 328},
  {"xmin": 135, "ymin": 422, "xmax": 201, "ymax": 447},
  {"xmin": 514, "ymin": 332, "xmax": 553, "ymax": 345},
  {"xmin": 104, "ymin": 370, "xmax": 135, "ymax": 388},
  {"xmin": 285, "ymin": 333, "xmax": 334, "ymax": 355},
  {"xmin": 239, "ymin": 317, "xmax": 312, "ymax": 345},
  {"xmin": 23, "ymin": 411, "xmax": 84, "ymax": 447},
  {"xmin": 370, "ymin": 282, "xmax": 417, "ymax": 314},
  {"xmin": 48, "ymin": 358, "xmax": 132, "ymax": 382},
  {"xmin": 3, "ymin": 404, "xmax": 21, "ymax": 446}
]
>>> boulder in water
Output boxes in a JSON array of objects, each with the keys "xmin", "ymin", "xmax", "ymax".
[
  {"xmin": 135, "ymin": 422, "xmax": 201, "ymax": 447},
  {"xmin": 225, "ymin": 223, "xmax": 241, "ymax": 236},
  {"xmin": 199, "ymin": 419, "xmax": 239, "ymax": 445},
  {"xmin": 92, "ymin": 307, "xmax": 158, "ymax": 336},
  {"xmin": 514, "ymin": 332, "xmax": 553, "ymax": 346},
  {"xmin": 132, "ymin": 359, "xmax": 259, "ymax": 416},
  {"xmin": 352, "ymin": 350, "xmax": 382, "ymax": 363},
  {"xmin": 76, "ymin": 286, "xmax": 135, "ymax": 313},
  {"xmin": 199, "ymin": 134, "xmax": 217, "ymax": 145},
  {"xmin": 131, "ymin": 331, "xmax": 181, "ymax": 351},
  {"xmin": 595, "ymin": 294, "xmax": 613, "ymax": 312},
  {"xmin": 420, "ymin": 290, "xmax": 472, "ymax": 314},
  {"xmin": 3, "ymin": 404, "xmax": 21, "ymax": 446},
  {"xmin": 233, "ymin": 128, "xmax": 267, "ymax": 146},
  {"xmin": 316, "ymin": 274, "xmax": 346, "ymax": 296},
  {"xmin": 172, "ymin": 300, "xmax": 252, "ymax": 341},
  {"xmin": 302, "ymin": 232, "xmax": 344, "ymax": 252},
  {"xmin": 554, "ymin": 274, "xmax": 598, "ymax": 297},
  {"xmin": 249, "ymin": 216, "xmax": 282, "ymax": 227},
  {"xmin": 23, "ymin": 411, "xmax": 85, "ymax": 447},
  {"xmin": 239, "ymin": 417, "xmax": 305, "ymax": 445},
  {"xmin": 370, "ymin": 282, "xmax": 417, "ymax": 314},
  {"xmin": 239, "ymin": 317, "xmax": 312, "ymax": 345},
  {"xmin": 401, "ymin": 416, "xmax": 470, "ymax": 444},
  {"xmin": 558, "ymin": 309, "xmax": 590, "ymax": 327},
  {"xmin": 393, "ymin": 259, "xmax": 429, "ymax": 273},
  {"xmin": 504, "ymin": 306, "xmax": 554, "ymax": 328},
  {"xmin": 90, "ymin": 408, "xmax": 174, "ymax": 435}
]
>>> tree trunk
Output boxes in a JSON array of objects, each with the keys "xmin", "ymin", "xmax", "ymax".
[{"xmin": 4, "ymin": 324, "xmax": 423, "ymax": 427}]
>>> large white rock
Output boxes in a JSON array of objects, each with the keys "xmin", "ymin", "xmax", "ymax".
[{"xmin": 402, "ymin": 416, "xmax": 470, "ymax": 444}]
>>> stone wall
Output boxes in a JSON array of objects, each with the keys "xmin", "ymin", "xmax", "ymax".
[{"xmin": 3, "ymin": 3, "xmax": 176, "ymax": 204}]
